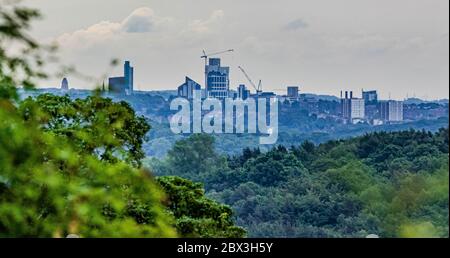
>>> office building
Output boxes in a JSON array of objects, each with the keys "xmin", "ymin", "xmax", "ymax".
[
  {"xmin": 177, "ymin": 76, "xmax": 201, "ymax": 99},
  {"xmin": 362, "ymin": 90, "xmax": 378, "ymax": 104},
  {"xmin": 205, "ymin": 58, "xmax": 230, "ymax": 99},
  {"xmin": 380, "ymin": 100, "xmax": 404, "ymax": 122},
  {"xmin": 124, "ymin": 61, "xmax": 134, "ymax": 93},
  {"xmin": 108, "ymin": 61, "xmax": 134, "ymax": 95}
]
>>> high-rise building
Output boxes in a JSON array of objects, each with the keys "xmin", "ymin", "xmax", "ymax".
[
  {"xmin": 177, "ymin": 76, "xmax": 201, "ymax": 99},
  {"xmin": 362, "ymin": 90, "xmax": 378, "ymax": 104},
  {"xmin": 237, "ymin": 84, "xmax": 250, "ymax": 100},
  {"xmin": 380, "ymin": 100, "xmax": 404, "ymax": 122},
  {"xmin": 341, "ymin": 91, "xmax": 351, "ymax": 119},
  {"xmin": 124, "ymin": 61, "xmax": 134, "ymax": 93},
  {"xmin": 362, "ymin": 90, "xmax": 379, "ymax": 119},
  {"xmin": 61, "ymin": 78, "xmax": 69, "ymax": 91},
  {"xmin": 287, "ymin": 86, "xmax": 299, "ymax": 99},
  {"xmin": 108, "ymin": 61, "xmax": 134, "ymax": 95},
  {"xmin": 341, "ymin": 91, "xmax": 365, "ymax": 123},
  {"xmin": 351, "ymin": 98, "xmax": 365, "ymax": 120},
  {"xmin": 205, "ymin": 58, "xmax": 229, "ymax": 99}
]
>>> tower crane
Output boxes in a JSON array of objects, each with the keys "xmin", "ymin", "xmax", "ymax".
[
  {"xmin": 238, "ymin": 66, "xmax": 262, "ymax": 96},
  {"xmin": 201, "ymin": 49, "xmax": 234, "ymax": 66}
]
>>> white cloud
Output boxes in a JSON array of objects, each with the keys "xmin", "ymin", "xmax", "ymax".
[
  {"xmin": 56, "ymin": 21, "xmax": 120, "ymax": 48},
  {"xmin": 187, "ymin": 10, "xmax": 224, "ymax": 34},
  {"xmin": 54, "ymin": 7, "xmax": 226, "ymax": 51},
  {"xmin": 55, "ymin": 7, "xmax": 173, "ymax": 49},
  {"xmin": 47, "ymin": 7, "xmax": 230, "ymax": 90},
  {"xmin": 122, "ymin": 7, "xmax": 156, "ymax": 33}
]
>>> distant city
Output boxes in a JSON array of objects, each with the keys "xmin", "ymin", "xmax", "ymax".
[{"xmin": 52, "ymin": 52, "xmax": 448, "ymax": 127}]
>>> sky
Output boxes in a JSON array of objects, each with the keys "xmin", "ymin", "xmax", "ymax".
[{"xmin": 19, "ymin": 0, "xmax": 450, "ymax": 100}]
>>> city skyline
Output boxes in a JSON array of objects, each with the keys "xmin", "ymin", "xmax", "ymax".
[{"xmin": 22, "ymin": 0, "xmax": 449, "ymax": 100}]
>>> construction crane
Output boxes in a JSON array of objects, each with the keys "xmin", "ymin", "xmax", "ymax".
[
  {"xmin": 238, "ymin": 66, "xmax": 262, "ymax": 96},
  {"xmin": 201, "ymin": 49, "xmax": 234, "ymax": 66}
]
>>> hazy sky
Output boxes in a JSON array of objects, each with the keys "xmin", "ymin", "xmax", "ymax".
[{"xmin": 21, "ymin": 0, "xmax": 449, "ymax": 100}]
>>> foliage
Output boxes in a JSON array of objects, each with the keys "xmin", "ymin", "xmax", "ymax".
[
  {"xmin": 149, "ymin": 129, "xmax": 449, "ymax": 238},
  {"xmin": 157, "ymin": 176, "xmax": 246, "ymax": 238},
  {"xmin": 1, "ymin": 2, "xmax": 244, "ymax": 238},
  {"xmin": 14, "ymin": 93, "xmax": 246, "ymax": 238},
  {"xmin": 3, "ymin": 1, "xmax": 447, "ymax": 239},
  {"xmin": 148, "ymin": 134, "xmax": 230, "ymax": 189},
  {"xmin": 0, "ymin": 101, "xmax": 177, "ymax": 237},
  {"xmin": 1, "ymin": 3, "xmax": 177, "ymax": 237},
  {"xmin": 19, "ymin": 93, "xmax": 150, "ymax": 167},
  {"xmin": 0, "ymin": 2, "xmax": 50, "ymax": 100}
]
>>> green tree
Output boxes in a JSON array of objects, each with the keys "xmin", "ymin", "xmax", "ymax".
[
  {"xmin": 19, "ymin": 94, "xmax": 150, "ymax": 167},
  {"xmin": 157, "ymin": 176, "xmax": 246, "ymax": 238},
  {"xmin": 0, "ymin": 99, "xmax": 177, "ymax": 237},
  {"xmin": 17, "ymin": 94, "xmax": 246, "ymax": 237},
  {"xmin": 164, "ymin": 134, "xmax": 229, "ymax": 182},
  {"xmin": 0, "ymin": 3, "xmax": 179, "ymax": 237},
  {"xmin": 155, "ymin": 129, "xmax": 449, "ymax": 238}
]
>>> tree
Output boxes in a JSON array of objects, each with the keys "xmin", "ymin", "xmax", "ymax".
[
  {"xmin": 19, "ymin": 94, "xmax": 150, "ymax": 167},
  {"xmin": 0, "ymin": 3, "xmax": 177, "ymax": 236},
  {"xmin": 164, "ymin": 134, "xmax": 229, "ymax": 182},
  {"xmin": 157, "ymin": 129, "xmax": 449, "ymax": 238},
  {"xmin": 157, "ymin": 176, "xmax": 246, "ymax": 238},
  {"xmin": 0, "ymin": 3, "xmax": 48, "ymax": 100},
  {"xmin": 0, "ymin": 98, "xmax": 176, "ymax": 237},
  {"xmin": 13, "ymin": 94, "xmax": 247, "ymax": 238}
]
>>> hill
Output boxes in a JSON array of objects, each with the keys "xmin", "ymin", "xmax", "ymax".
[{"xmin": 147, "ymin": 129, "xmax": 449, "ymax": 237}]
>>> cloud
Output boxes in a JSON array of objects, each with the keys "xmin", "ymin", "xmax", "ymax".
[
  {"xmin": 122, "ymin": 7, "xmax": 156, "ymax": 33},
  {"xmin": 187, "ymin": 10, "xmax": 224, "ymax": 34},
  {"xmin": 55, "ymin": 7, "xmax": 225, "ymax": 50},
  {"xmin": 55, "ymin": 7, "xmax": 170, "ymax": 48},
  {"xmin": 284, "ymin": 18, "xmax": 309, "ymax": 31},
  {"xmin": 56, "ymin": 21, "xmax": 120, "ymax": 48}
]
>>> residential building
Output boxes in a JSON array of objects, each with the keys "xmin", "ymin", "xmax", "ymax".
[
  {"xmin": 380, "ymin": 100, "xmax": 404, "ymax": 122},
  {"xmin": 341, "ymin": 91, "xmax": 365, "ymax": 123},
  {"xmin": 351, "ymin": 98, "xmax": 365, "ymax": 120}
]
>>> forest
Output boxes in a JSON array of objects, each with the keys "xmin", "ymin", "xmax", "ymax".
[{"xmin": 147, "ymin": 129, "xmax": 449, "ymax": 237}]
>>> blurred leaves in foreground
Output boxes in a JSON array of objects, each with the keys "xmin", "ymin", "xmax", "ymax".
[
  {"xmin": 0, "ymin": 2, "xmax": 173, "ymax": 237},
  {"xmin": 1, "ymin": 2, "xmax": 244, "ymax": 237},
  {"xmin": 0, "ymin": 97, "xmax": 177, "ymax": 237}
]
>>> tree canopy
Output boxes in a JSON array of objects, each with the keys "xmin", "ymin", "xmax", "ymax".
[{"xmin": 149, "ymin": 130, "xmax": 449, "ymax": 237}]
